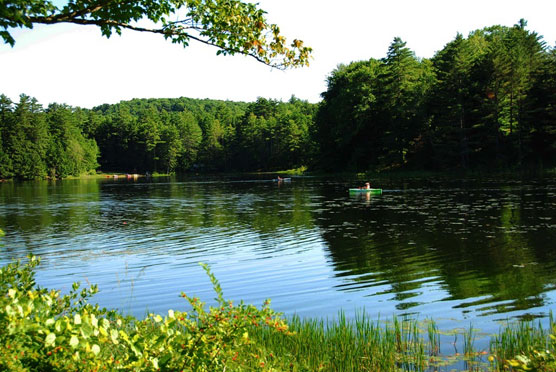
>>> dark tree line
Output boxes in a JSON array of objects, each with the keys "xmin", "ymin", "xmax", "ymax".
[{"xmin": 316, "ymin": 20, "xmax": 556, "ymax": 171}]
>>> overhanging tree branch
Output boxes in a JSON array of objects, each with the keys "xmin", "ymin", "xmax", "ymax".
[
  {"xmin": 1, "ymin": 0, "xmax": 312, "ymax": 69},
  {"xmin": 49, "ymin": 0, "xmax": 116, "ymax": 23}
]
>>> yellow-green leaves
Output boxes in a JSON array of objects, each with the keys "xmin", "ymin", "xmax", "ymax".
[
  {"xmin": 45, "ymin": 332, "xmax": 56, "ymax": 347},
  {"xmin": 91, "ymin": 344, "xmax": 100, "ymax": 356},
  {"xmin": 151, "ymin": 357, "xmax": 159, "ymax": 369},
  {"xmin": 110, "ymin": 329, "xmax": 119, "ymax": 344},
  {"xmin": 99, "ymin": 326, "xmax": 108, "ymax": 337},
  {"xmin": 70, "ymin": 335, "xmax": 79, "ymax": 348},
  {"xmin": 90, "ymin": 313, "xmax": 98, "ymax": 328},
  {"xmin": 55, "ymin": 319, "xmax": 64, "ymax": 333}
]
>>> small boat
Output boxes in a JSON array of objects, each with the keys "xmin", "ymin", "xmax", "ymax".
[{"xmin": 349, "ymin": 188, "xmax": 382, "ymax": 195}]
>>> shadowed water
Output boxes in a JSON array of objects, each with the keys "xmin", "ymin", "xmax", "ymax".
[{"xmin": 0, "ymin": 175, "xmax": 555, "ymax": 335}]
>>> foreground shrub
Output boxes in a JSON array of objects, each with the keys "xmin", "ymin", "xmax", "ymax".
[
  {"xmin": 0, "ymin": 256, "xmax": 291, "ymax": 371},
  {"xmin": 2, "ymin": 255, "xmax": 556, "ymax": 371}
]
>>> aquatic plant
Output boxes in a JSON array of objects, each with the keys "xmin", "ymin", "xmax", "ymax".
[{"xmin": 490, "ymin": 315, "xmax": 556, "ymax": 371}]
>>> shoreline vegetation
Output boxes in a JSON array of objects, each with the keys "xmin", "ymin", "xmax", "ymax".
[
  {"xmin": 1, "ymin": 257, "xmax": 555, "ymax": 371},
  {"xmin": 1, "ymin": 21, "xmax": 555, "ymax": 181},
  {"xmin": 2, "ymin": 166, "xmax": 555, "ymax": 184},
  {"xmin": 0, "ymin": 171, "xmax": 171, "ymax": 182},
  {"xmin": 65, "ymin": 172, "xmax": 172, "ymax": 180}
]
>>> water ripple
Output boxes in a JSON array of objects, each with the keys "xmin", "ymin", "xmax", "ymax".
[{"xmin": 1, "ymin": 176, "xmax": 555, "ymax": 329}]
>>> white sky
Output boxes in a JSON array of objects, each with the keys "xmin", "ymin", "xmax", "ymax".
[{"xmin": 1, "ymin": 0, "xmax": 555, "ymax": 109}]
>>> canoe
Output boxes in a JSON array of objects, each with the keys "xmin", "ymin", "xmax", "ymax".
[
  {"xmin": 349, "ymin": 188, "xmax": 382, "ymax": 195},
  {"xmin": 273, "ymin": 178, "xmax": 291, "ymax": 182}
]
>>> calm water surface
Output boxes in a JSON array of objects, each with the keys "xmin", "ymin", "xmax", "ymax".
[{"xmin": 1, "ymin": 175, "xmax": 555, "ymax": 335}]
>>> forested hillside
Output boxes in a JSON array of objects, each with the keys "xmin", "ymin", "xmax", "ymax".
[
  {"xmin": 1, "ymin": 20, "xmax": 554, "ymax": 179},
  {"xmin": 90, "ymin": 96, "xmax": 316, "ymax": 173},
  {"xmin": 0, "ymin": 95, "xmax": 317, "ymax": 178},
  {"xmin": 317, "ymin": 20, "xmax": 556, "ymax": 171}
]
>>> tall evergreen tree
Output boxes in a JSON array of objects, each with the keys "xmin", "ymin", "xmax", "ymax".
[
  {"xmin": 378, "ymin": 37, "xmax": 429, "ymax": 168},
  {"xmin": 428, "ymin": 34, "xmax": 482, "ymax": 169},
  {"xmin": 0, "ymin": 95, "xmax": 14, "ymax": 178},
  {"xmin": 522, "ymin": 44, "xmax": 556, "ymax": 167},
  {"xmin": 46, "ymin": 103, "xmax": 99, "ymax": 177},
  {"xmin": 174, "ymin": 111, "xmax": 203, "ymax": 171},
  {"xmin": 316, "ymin": 59, "xmax": 382, "ymax": 170},
  {"xmin": 7, "ymin": 95, "xmax": 49, "ymax": 179},
  {"xmin": 503, "ymin": 20, "xmax": 546, "ymax": 164}
]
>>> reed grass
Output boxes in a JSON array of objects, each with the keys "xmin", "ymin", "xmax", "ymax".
[
  {"xmin": 489, "ymin": 313, "xmax": 555, "ymax": 371},
  {"xmin": 247, "ymin": 312, "xmax": 555, "ymax": 371}
]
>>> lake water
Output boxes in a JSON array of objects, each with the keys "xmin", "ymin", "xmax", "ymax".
[{"xmin": 1, "ymin": 174, "xmax": 555, "ymax": 337}]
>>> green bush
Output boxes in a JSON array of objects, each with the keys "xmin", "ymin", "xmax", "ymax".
[{"xmin": 0, "ymin": 257, "xmax": 292, "ymax": 371}]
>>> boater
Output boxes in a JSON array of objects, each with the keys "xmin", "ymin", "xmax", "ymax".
[{"xmin": 364, "ymin": 182, "xmax": 371, "ymax": 189}]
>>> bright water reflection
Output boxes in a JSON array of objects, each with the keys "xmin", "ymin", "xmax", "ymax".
[{"xmin": 0, "ymin": 175, "xmax": 555, "ymax": 334}]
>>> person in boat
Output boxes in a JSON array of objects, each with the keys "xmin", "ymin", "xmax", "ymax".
[
  {"xmin": 361, "ymin": 182, "xmax": 371, "ymax": 190},
  {"xmin": 277, "ymin": 176, "xmax": 282, "ymax": 181}
]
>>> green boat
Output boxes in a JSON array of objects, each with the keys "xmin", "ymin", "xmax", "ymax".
[{"xmin": 349, "ymin": 188, "xmax": 382, "ymax": 195}]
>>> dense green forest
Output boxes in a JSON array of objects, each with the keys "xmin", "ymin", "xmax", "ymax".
[
  {"xmin": 0, "ymin": 95, "xmax": 317, "ymax": 178},
  {"xmin": 317, "ymin": 20, "xmax": 556, "ymax": 171},
  {"xmin": 0, "ymin": 95, "xmax": 99, "ymax": 179},
  {"xmin": 1, "ymin": 20, "xmax": 554, "ymax": 179},
  {"xmin": 91, "ymin": 96, "xmax": 317, "ymax": 173}
]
